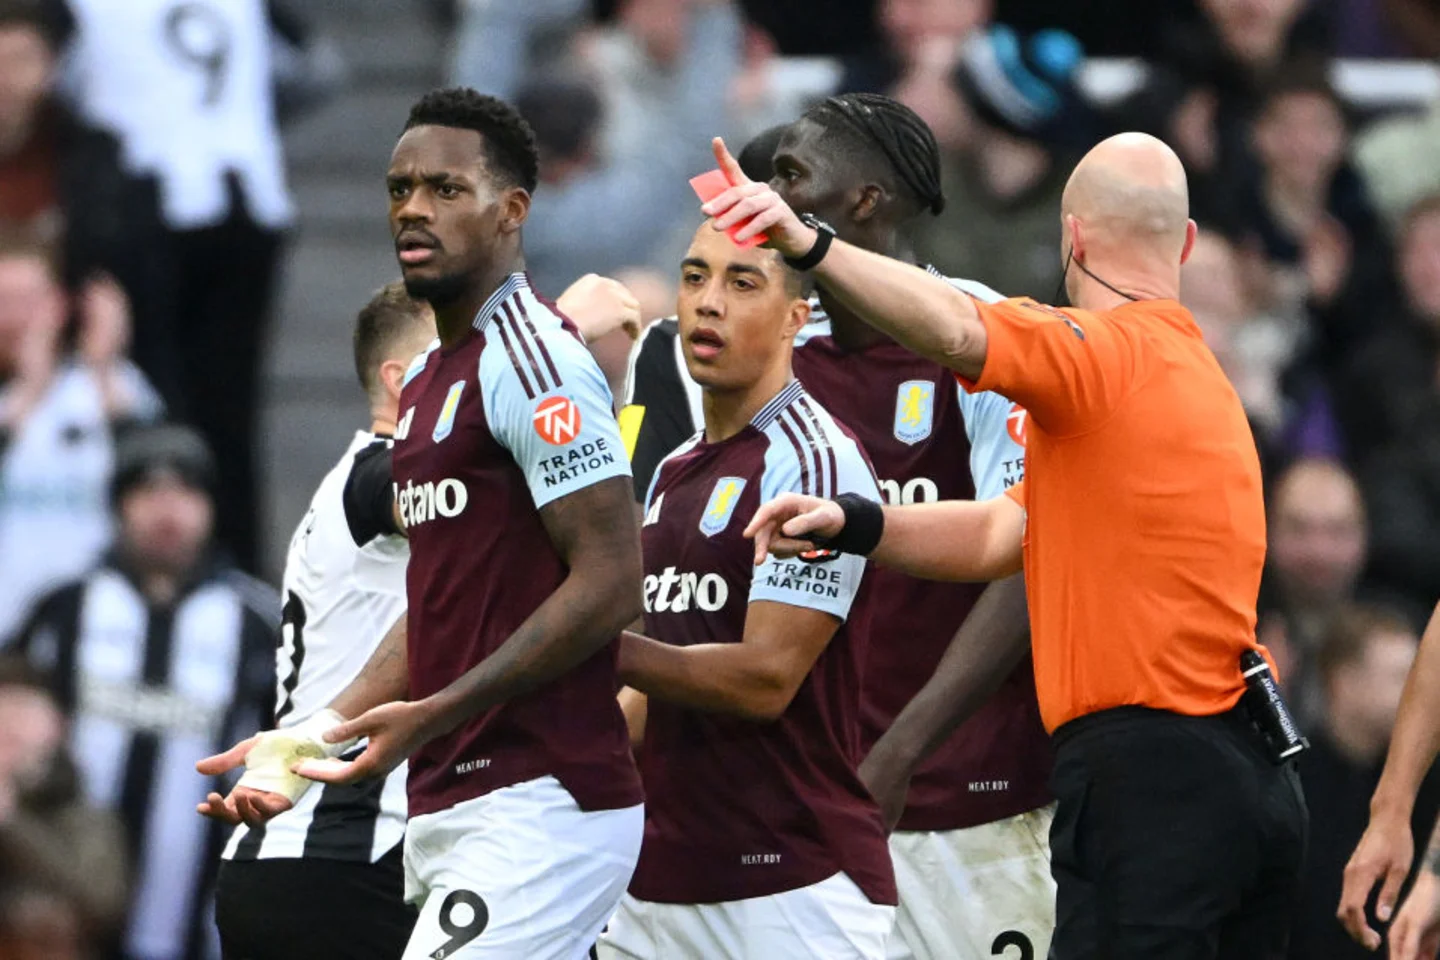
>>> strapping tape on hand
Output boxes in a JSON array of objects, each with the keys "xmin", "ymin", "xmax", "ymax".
[{"xmin": 235, "ymin": 709, "xmax": 358, "ymax": 804}]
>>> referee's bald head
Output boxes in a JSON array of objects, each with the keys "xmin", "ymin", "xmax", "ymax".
[
  {"xmin": 1059, "ymin": 133, "xmax": 1196, "ymax": 305},
  {"xmin": 1062, "ymin": 133, "xmax": 1191, "ymax": 260}
]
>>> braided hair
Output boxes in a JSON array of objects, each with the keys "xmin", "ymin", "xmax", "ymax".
[{"xmin": 803, "ymin": 93, "xmax": 945, "ymax": 216}]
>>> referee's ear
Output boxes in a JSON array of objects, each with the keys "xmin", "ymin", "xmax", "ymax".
[{"xmin": 498, "ymin": 186, "xmax": 532, "ymax": 235}]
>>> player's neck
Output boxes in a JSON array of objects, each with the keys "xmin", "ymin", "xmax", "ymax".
[
  {"xmin": 821, "ymin": 230, "xmax": 906, "ymax": 353},
  {"xmin": 432, "ymin": 258, "xmax": 526, "ymax": 348},
  {"xmin": 369, "ymin": 413, "xmax": 396, "ymax": 437},
  {"xmin": 702, "ymin": 364, "xmax": 794, "ymax": 443}
]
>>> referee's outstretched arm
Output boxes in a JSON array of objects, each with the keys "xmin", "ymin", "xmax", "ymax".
[
  {"xmin": 744, "ymin": 490, "xmax": 1024, "ymax": 584},
  {"xmin": 1341, "ymin": 600, "xmax": 1440, "ymax": 950},
  {"xmin": 703, "ymin": 139, "xmax": 991, "ymax": 382}
]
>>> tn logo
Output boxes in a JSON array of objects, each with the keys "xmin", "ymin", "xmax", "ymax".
[{"xmin": 533, "ymin": 396, "xmax": 581, "ymax": 446}]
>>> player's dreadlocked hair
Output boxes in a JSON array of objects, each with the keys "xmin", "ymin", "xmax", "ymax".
[
  {"xmin": 803, "ymin": 93, "xmax": 945, "ymax": 216},
  {"xmin": 404, "ymin": 87, "xmax": 540, "ymax": 194}
]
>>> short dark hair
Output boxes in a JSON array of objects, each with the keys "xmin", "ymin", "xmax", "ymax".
[
  {"xmin": 403, "ymin": 87, "xmax": 540, "ymax": 194},
  {"xmin": 0, "ymin": 0, "xmax": 65, "ymax": 49},
  {"xmin": 738, "ymin": 124, "xmax": 789, "ymax": 182},
  {"xmin": 1317, "ymin": 604, "xmax": 1416, "ymax": 686},
  {"xmin": 354, "ymin": 282, "xmax": 432, "ymax": 396},
  {"xmin": 1259, "ymin": 57, "xmax": 1347, "ymax": 122},
  {"xmin": 803, "ymin": 93, "xmax": 945, "ymax": 216},
  {"xmin": 514, "ymin": 76, "xmax": 603, "ymax": 164}
]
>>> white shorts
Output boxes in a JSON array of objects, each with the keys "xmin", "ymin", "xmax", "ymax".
[
  {"xmin": 596, "ymin": 871, "xmax": 895, "ymax": 960},
  {"xmin": 401, "ymin": 775, "xmax": 643, "ymax": 960},
  {"xmin": 886, "ymin": 803, "xmax": 1057, "ymax": 960}
]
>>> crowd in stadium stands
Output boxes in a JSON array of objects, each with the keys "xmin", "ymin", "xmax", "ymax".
[{"xmin": 0, "ymin": 0, "xmax": 1436, "ymax": 956}]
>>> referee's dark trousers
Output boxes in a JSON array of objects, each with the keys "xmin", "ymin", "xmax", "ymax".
[{"xmin": 1047, "ymin": 705, "xmax": 1308, "ymax": 959}]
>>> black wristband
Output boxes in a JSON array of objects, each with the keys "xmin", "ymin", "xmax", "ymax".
[
  {"xmin": 783, "ymin": 214, "xmax": 836, "ymax": 272},
  {"xmin": 808, "ymin": 493, "xmax": 885, "ymax": 556}
]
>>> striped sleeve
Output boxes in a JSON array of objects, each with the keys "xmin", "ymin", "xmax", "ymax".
[
  {"xmin": 482, "ymin": 295, "xmax": 631, "ymax": 509},
  {"xmin": 750, "ymin": 397, "xmax": 877, "ymax": 620}
]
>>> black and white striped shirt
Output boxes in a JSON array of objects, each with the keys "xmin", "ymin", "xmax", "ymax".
[
  {"xmin": 221, "ymin": 431, "xmax": 408, "ymax": 865},
  {"xmin": 12, "ymin": 556, "xmax": 277, "ymax": 960}
]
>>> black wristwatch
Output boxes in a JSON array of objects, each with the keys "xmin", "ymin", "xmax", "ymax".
[{"xmin": 784, "ymin": 213, "xmax": 836, "ymax": 271}]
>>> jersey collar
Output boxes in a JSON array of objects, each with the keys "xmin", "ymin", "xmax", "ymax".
[
  {"xmin": 751, "ymin": 379, "xmax": 805, "ymax": 431},
  {"xmin": 470, "ymin": 272, "xmax": 529, "ymax": 333}
]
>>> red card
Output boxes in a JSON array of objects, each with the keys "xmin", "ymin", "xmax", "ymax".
[{"xmin": 689, "ymin": 168, "xmax": 767, "ymax": 248}]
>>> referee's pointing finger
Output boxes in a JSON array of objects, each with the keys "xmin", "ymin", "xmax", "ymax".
[{"xmin": 712, "ymin": 137, "xmax": 749, "ymax": 185}]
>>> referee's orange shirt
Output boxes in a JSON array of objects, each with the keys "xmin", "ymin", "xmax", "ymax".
[{"xmin": 963, "ymin": 296, "xmax": 1269, "ymax": 733}]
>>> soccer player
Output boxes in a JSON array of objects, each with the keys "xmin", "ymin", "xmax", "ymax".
[
  {"xmin": 200, "ymin": 88, "xmax": 645, "ymax": 960},
  {"xmin": 203, "ymin": 274, "xmax": 639, "ymax": 960},
  {"xmin": 207, "ymin": 283, "xmax": 431, "ymax": 960},
  {"xmin": 597, "ymin": 221, "xmax": 895, "ymax": 959},
  {"xmin": 623, "ymin": 95, "xmax": 1055, "ymax": 958}
]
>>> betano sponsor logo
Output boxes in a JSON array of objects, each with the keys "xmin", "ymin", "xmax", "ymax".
[
  {"xmin": 397, "ymin": 477, "xmax": 468, "ymax": 528},
  {"xmin": 643, "ymin": 566, "xmax": 730, "ymax": 613}
]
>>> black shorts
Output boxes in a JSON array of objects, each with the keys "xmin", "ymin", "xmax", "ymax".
[
  {"xmin": 1048, "ymin": 705, "xmax": 1309, "ymax": 960},
  {"xmin": 215, "ymin": 844, "xmax": 417, "ymax": 960}
]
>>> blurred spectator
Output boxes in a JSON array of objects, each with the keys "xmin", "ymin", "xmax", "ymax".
[
  {"xmin": 840, "ymin": 0, "xmax": 991, "ymax": 98},
  {"xmin": 61, "ymin": 0, "xmax": 294, "ymax": 573},
  {"xmin": 909, "ymin": 25, "xmax": 1088, "ymax": 301},
  {"xmin": 1181, "ymin": 230, "xmax": 1292, "ymax": 450},
  {"xmin": 1289, "ymin": 605, "xmax": 1440, "ymax": 959},
  {"xmin": 1239, "ymin": 62, "xmax": 1393, "ymax": 362},
  {"xmin": 578, "ymin": 0, "xmax": 743, "ymax": 169},
  {"xmin": 0, "ymin": 235, "xmax": 162, "ymax": 642},
  {"xmin": 1336, "ymin": 195, "xmax": 1440, "ymax": 466},
  {"xmin": 1265, "ymin": 456, "xmax": 1369, "ymax": 723},
  {"xmin": 448, "ymin": 0, "xmax": 588, "ymax": 101},
  {"xmin": 0, "ymin": 0, "xmax": 170, "ymax": 363},
  {"xmin": 0, "ymin": 658, "xmax": 127, "ymax": 946},
  {"xmin": 1354, "ymin": 98, "xmax": 1440, "ymax": 239},
  {"xmin": 514, "ymin": 2, "xmax": 742, "ymax": 293},
  {"xmin": 0, "ymin": 883, "xmax": 84, "ymax": 960},
  {"xmin": 1325, "ymin": 0, "xmax": 1440, "ymax": 58},
  {"xmin": 8, "ymin": 424, "xmax": 275, "ymax": 960}
]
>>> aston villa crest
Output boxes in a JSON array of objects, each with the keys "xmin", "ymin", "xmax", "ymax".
[
  {"xmin": 893, "ymin": 380, "xmax": 934, "ymax": 445},
  {"xmin": 699, "ymin": 477, "xmax": 746, "ymax": 537}
]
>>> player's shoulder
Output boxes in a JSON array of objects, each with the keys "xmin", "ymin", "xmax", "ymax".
[
  {"xmin": 756, "ymin": 381, "xmax": 874, "ymax": 499},
  {"xmin": 401, "ymin": 337, "xmax": 442, "ymax": 391},
  {"xmin": 925, "ymin": 265, "xmax": 1006, "ymax": 305},
  {"xmin": 479, "ymin": 275, "xmax": 602, "ymax": 398}
]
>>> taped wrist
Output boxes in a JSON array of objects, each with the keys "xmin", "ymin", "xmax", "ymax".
[
  {"xmin": 235, "ymin": 709, "xmax": 357, "ymax": 804},
  {"xmin": 808, "ymin": 493, "xmax": 885, "ymax": 556}
]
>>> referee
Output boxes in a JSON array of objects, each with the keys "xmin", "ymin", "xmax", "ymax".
[{"xmin": 728, "ymin": 132, "xmax": 1309, "ymax": 958}]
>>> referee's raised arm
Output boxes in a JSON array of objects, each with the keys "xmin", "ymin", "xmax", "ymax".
[{"xmin": 724, "ymin": 132, "xmax": 1310, "ymax": 960}]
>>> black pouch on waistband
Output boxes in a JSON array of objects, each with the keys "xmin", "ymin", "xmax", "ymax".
[{"xmin": 1239, "ymin": 649, "xmax": 1309, "ymax": 764}]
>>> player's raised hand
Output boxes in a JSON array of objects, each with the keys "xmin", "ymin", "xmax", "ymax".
[
  {"xmin": 1339, "ymin": 809, "xmax": 1415, "ymax": 949},
  {"xmin": 743, "ymin": 493, "xmax": 844, "ymax": 564},
  {"xmin": 1389, "ymin": 869, "xmax": 1440, "ymax": 960},
  {"xmin": 294, "ymin": 699, "xmax": 436, "ymax": 785},
  {"xmin": 701, "ymin": 137, "xmax": 816, "ymax": 256},
  {"xmin": 557, "ymin": 273, "xmax": 643, "ymax": 342},
  {"xmin": 195, "ymin": 736, "xmax": 295, "ymax": 827}
]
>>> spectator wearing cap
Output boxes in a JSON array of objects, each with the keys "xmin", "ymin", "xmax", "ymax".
[
  {"xmin": 8, "ymin": 423, "xmax": 276, "ymax": 960},
  {"xmin": 909, "ymin": 25, "xmax": 1092, "ymax": 301},
  {"xmin": 0, "ymin": 234, "xmax": 162, "ymax": 643}
]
